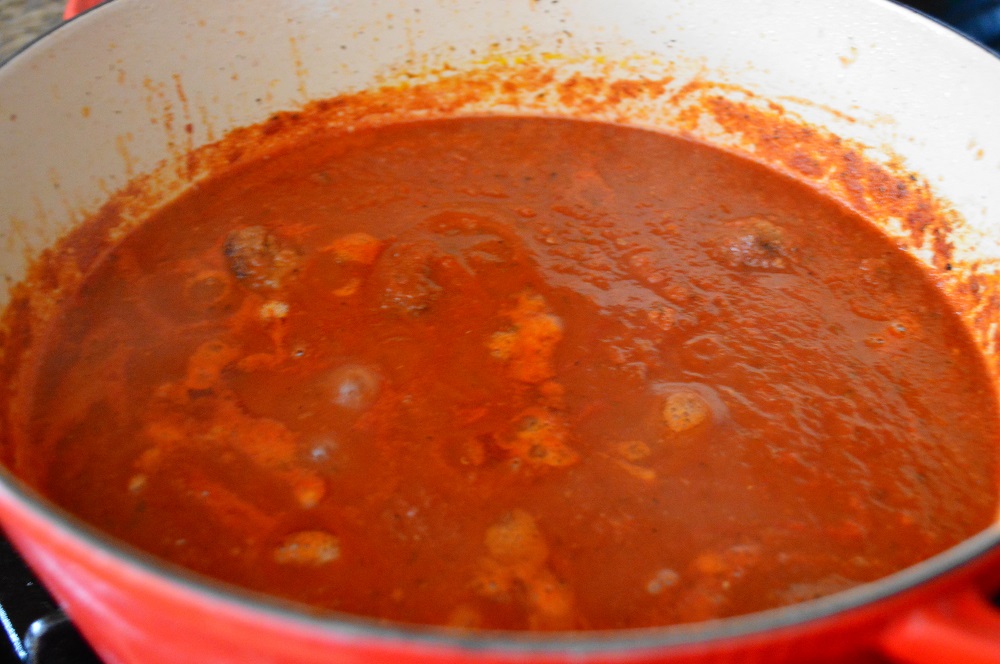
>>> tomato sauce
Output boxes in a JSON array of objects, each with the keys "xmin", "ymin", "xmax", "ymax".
[{"xmin": 9, "ymin": 117, "xmax": 999, "ymax": 630}]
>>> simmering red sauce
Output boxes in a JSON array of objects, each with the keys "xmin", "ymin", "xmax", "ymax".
[{"xmin": 7, "ymin": 117, "xmax": 999, "ymax": 630}]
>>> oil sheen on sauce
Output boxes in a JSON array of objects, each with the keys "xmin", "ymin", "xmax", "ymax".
[{"xmin": 14, "ymin": 117, "xmax": 1000, "ymax": 630}]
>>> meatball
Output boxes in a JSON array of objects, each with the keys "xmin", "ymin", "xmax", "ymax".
[
  {"xmin": 224, "ymin": 225, "xmax": 301, "ymax": 291},
  {"xmin": 371, "ymin": 241, "xmax": 443, "ymax": 316},
  {"xmin": 711, "ymin": 217, "xmax": 796, "ymax": 273}
]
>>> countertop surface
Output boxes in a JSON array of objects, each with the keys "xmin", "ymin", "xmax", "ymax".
[
  {"xmin": 0, "ymin": 0, "xmax": 64, "ymax": 63},
  {"xmin": 3, "ymin": 0, "xmax": 997, "ymax": 66}
]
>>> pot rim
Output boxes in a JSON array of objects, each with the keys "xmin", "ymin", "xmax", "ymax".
[{"xmin": 3, "ymin": 0, "xmax": 1000, "ymax": 655}]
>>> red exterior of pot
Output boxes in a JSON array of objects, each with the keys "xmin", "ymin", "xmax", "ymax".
[{"xmin": 62, "ymin": 0, "xmax": 104, "ymax": 20}]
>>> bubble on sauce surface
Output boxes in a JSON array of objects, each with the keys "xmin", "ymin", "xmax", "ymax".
[
  {"xmin": 182, "ymin": 270, "xmax": 232, "ymax": 310},
  {"xmin": 326, "ymin": 364, "xmax": 381, "ymax": 410},
  {"xmin": 305, "ymin": 437, "xmax": 338, "ymax": 463},
  {"xmin": 273, "ymin": 530, "xmax": 341, "ymax": 565}
]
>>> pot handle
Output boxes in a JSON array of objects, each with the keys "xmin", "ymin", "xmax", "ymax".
[
  {"xmin": 879, "ymin": 586, "xmax": 1000, "ymax": 664},
  {"xmin": 63, "ymin": 0, "xmax": 105, "ymax": 20}
]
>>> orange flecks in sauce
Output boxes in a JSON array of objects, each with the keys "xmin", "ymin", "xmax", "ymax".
[
  {"xmin": 505, "ymin": 408, "xmax": 578, "ymax": 469},
  {"xmin": 273, "ymin": 530, "xmax": 341, "ymax": 565},
  {"xmin": 322, "ymin": 232, "xmax": 385, "ymax": 265},
  {"xmin": 488, "ymin": 292, "xmax": 564, "ymax": 385},
  {"xmin": 475, "ymin": 510, "xmax": 575, "ymax": 629}
]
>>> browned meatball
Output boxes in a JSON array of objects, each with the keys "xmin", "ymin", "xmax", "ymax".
[
  {"xmin": 370, "ymin": 241, "xmax": 443, "ymax": 316},
  {"xmin": 224, "ymin": 225, "xmax": 301, "ymax": 291},
  {"xmin": 710, "ymin": 216, "xmax": 796, "ymax": 272}
]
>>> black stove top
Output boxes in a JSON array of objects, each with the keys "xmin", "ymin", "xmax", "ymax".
[
  {"xmin": 1, "ymin": 2, "xmax": 997, "ymax": 662},
  {"xmin": 0, "ymin": 539, "xmax": 98, "ymax": 663}
]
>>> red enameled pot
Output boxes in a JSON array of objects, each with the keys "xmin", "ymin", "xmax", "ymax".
[{"xmin": 3, "ymin": 1, "xmax": 1000, "ymax": 662}]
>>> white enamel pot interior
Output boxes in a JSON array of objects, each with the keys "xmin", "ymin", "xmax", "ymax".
[{"xmin": 2, "ymin": 1, "xmax": 1000, "ymax": 663}]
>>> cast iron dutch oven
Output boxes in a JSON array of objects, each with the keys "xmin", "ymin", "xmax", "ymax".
[{"xmin": 2, "ymin": 1, "xmax": 1000, "ymax": 662}]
